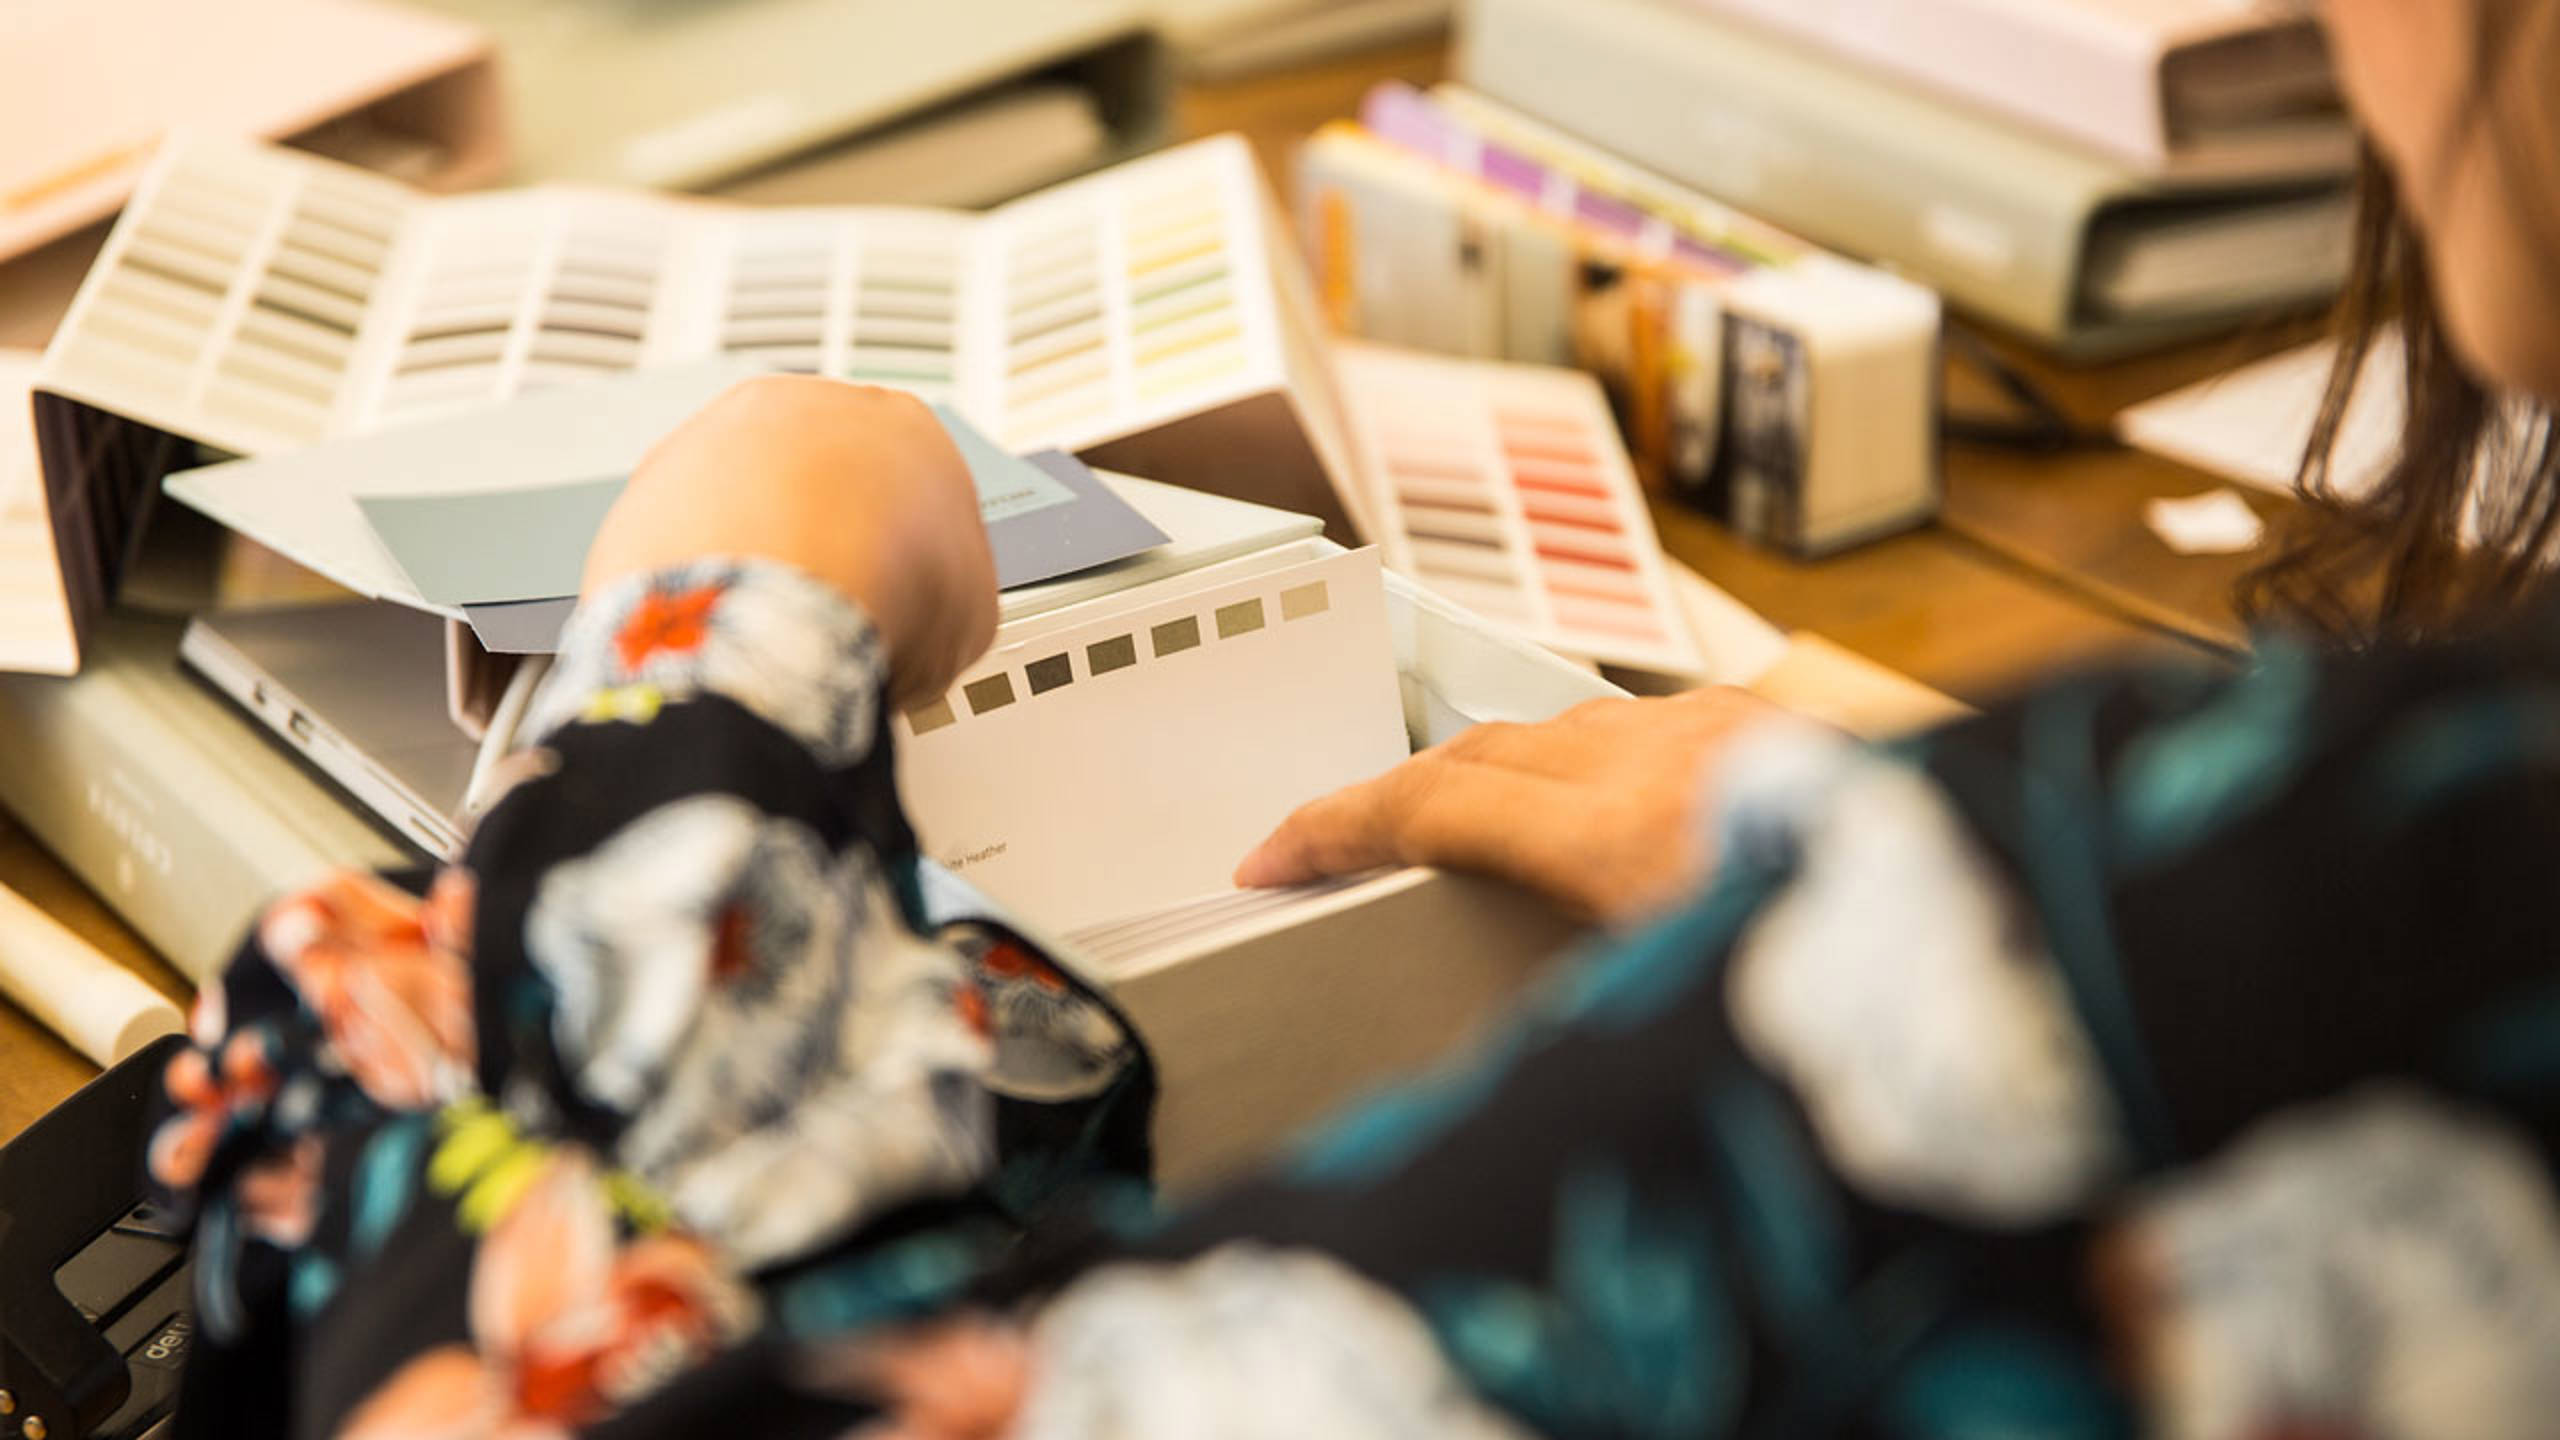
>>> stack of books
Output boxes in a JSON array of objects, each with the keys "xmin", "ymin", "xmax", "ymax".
[{"xmin": 1456, "ymin": 0, "xmax": 2357, "ymax": 357}]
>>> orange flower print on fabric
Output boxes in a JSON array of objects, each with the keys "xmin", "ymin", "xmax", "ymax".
[
  {"xmin": 979, "ymin": 941, "xmax": 1068, "ymax": 996},
  {"xmin": 524, "ymin": 563, "xmax": 883, "ymax": 768},
  {"xmin": 148, "ymin": 1031, "xmax": 280, "ymax": 1192},
  {"xmin": 613, "ymin": 585, "xmax": 725, "ymax": 671},
  {"xmin": 237, "ymin": 1134, "xmax": 327, "ymax": 1249},
  {"xmin": 340, "ymin": 1152, "xmax": 752, "ymax": 1440},
  {"xmin": 260, "ymin": 869, "xmax": 478, "ymax": 1112},
  {"xmin": 955, "ymin": 981, "xmax": 992, "ymax": 1039}
]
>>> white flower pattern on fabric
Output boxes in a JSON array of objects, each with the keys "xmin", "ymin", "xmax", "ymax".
[
  {"xmin": 1013, "ymin": 1246, "xmax": 1539, "ymax": 1440},
  {"xmin": 1716, "ymin": 726, "xmax": 2123, "ymax": 1227},
  {"xmin": 2115, "ymin": 1089, "xmax": 2560, "ymax": 1440},
  {"xmin": 525, "ymin": 795, "xmax": 995, "ymax": 1267},
  {"xmin": 526, "ymin": 561, "xmax": 884, "ymax": 769}
]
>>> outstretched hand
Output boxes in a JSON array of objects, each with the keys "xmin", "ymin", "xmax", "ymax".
[{"xmin": 1235, "ymin": 688, "xmax": 1806, "ymax": 924}]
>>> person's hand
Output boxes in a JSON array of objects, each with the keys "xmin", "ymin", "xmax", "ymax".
[
  {"xmin": 1233, "ymin": 688, "xmax": 1804, "ymax": 924},
  {"xmin": 582, "ymin": 375, "xmax": 998, "ymax": 709}
]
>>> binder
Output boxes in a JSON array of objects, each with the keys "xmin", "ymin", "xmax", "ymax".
[
  {"xmin": 405, "ymin": 0, "xmax": 1168, "ymax": 203},
  {"xmin": 1456, "ymin": 0, "xmax": 2352, "ymax": 358},
  {"xmin": 1150, "ymin": 0, "xmax": 1451, "ymax": 78},
  {"xmin": 1676, "ymin": 0, "xmax": 2350, "ymax": 178}
]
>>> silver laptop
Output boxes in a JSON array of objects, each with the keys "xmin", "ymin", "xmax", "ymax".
[{"xmin": 181, "ymin": 605, "xmax": 478, "ymax": 862}]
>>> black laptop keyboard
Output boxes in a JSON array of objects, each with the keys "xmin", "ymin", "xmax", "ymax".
[
  {"xmin": 1, "ymin": 1037, "xmax": 193, "ymax": 1440},
  {"xmin": 52, "ymin": 1202, "xmax": 191, "ymax": 1440}
]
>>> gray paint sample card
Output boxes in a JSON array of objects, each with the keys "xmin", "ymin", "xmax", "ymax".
[
  {"xmin": 987, "ymin": 449, "xmax": 1170, "ymax": 591},
  {"xmin": 429, "ymin": 416, "xmax": 1168, "ymax": 654},
  {"xmin": 360, "ymin": 477, "xmax": 625, "ymax": 608}
]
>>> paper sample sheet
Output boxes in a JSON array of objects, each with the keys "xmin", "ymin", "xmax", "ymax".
[
  {"xmin": 2117, "ymin": 334, "xmax": 2402, "ymax": 501},
  {"xmin": 168, "ymin": 367, "xmax": 1168, "ymax": 651}
]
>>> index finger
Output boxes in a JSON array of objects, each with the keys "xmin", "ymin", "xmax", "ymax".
[{"xmin": 1232, "ymin": 754, "xmax": 1588, "ymax": 899}]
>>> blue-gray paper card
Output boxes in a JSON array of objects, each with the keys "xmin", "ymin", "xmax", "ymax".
[
  {"xmin": 430, "ymin": 411, "xmax": 1167, "ymax": 653},
  {"xmin": 985, "ymin": 449, "xmax": 1171, "ymax": 591}
]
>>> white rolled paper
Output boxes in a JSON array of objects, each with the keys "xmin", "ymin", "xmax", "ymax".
[{"xmin": 0, "ymin": 880, "xmax": 185, "ymax": 1066}]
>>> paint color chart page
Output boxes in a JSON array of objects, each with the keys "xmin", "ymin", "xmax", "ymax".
[
  {"xmin": 706, "ymin": 208, "xmax": 969, "ymax": 403},
  {"xmin": 1335, "ymin": 342, "xmax": 1700, "ymax": 675},
  {"xmin": 42, "ymin": 138, "xmax": 413, "ymax": 455},
  {"xmin": 974, "ymin": 135, "xmax": 1284, "ymax": 455},
  {"xmin": 50, "ymin": 134, "xmax": 1294, "ymax": 467},
  {"xmin": 360, "ymin": 191, "xmax": 681, "ymax": 429},
  {"xmin": 893, "ymin": 543, "xmax": 1408, "ymax": 935}
]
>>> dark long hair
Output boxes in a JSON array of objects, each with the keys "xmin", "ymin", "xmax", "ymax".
[{"xmin": 2242, "ymin": 45, "xmax": 2560, "ymax": 642}]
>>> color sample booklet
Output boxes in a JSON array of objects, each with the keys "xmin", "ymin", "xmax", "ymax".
[
  {"xmin": 43, "ymin": 130, "xmax": 1294, "ymax": 462},
  {"xmin": 894, "ymin": 542, "xmax": 1409, "ymax": 934}
]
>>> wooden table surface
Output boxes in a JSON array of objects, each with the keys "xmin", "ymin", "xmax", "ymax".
[{"xmin": 1, "ymin": 34, "xmax": 2309, "ymax": 1142}]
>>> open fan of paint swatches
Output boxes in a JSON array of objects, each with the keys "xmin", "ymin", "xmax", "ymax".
[{"xmin": 25, "ymin": 129, "xmax": 1364, "ymax": 669}]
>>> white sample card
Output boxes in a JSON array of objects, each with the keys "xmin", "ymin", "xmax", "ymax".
[{"xmin": 894, "ymin": 544, "xmax": 1409, "ymax": 935}]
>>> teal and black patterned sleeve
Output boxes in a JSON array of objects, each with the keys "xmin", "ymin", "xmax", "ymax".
[
  {"xmin": 144, "ymin": 560, "xmax": 1149, "ymax": 1440},
  {"xmin": 918, "ymin": 617, "xmax": 2560, "ymax": 1439}
]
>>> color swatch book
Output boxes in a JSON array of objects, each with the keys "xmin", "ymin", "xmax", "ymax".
[
  {"xmin": 895, "ymin": 541, "xmax": 1409, "ymax": 934},
  {"xmin": 1301, "ymin": 82, "xmax": 1939, "ymax": 556},
  {"xmin": 1333, "ymin": 342, "xmax": 1699, "ymax": 674},
  {"xmin": 27, "ymin": 131, "xmax": 1364, "ymax": 668}
]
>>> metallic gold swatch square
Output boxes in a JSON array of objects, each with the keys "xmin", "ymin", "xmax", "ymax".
[
  {"xmin": 1087, "ymin": 634, "xmax": 1138, "ymax": 675},
  {"xmin": 1215, "ymin": 598, "xmax": 1265, "ymax": 638},
  {"xmin": 1150, "ymin": 616, "xmax": 1201, "ymax": 656},
  {"xmin": 1026, "ymin": 653, "xmax": 1074, "ymax": 695}
]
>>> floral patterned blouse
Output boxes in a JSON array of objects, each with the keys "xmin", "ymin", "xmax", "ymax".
[{"xmin": 153, "ymin": 560, "xmax": 2560, "ymax": 1439}]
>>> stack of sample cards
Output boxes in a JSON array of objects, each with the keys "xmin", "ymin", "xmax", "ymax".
[
  {"xmin": 26, "ymin": 131, "xmax": 1363, "ymax": 668},
  {"xmin": 1334, "ymin": 342, "xmax": 1699, "ymax": 675},
  {"xmin": 1299, "ymin": 82, "xmax": 1940, "ymax": 558},
  {"xmin": 896, "ymin": 541, "xmax": 1409, "ymax": 935}
]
